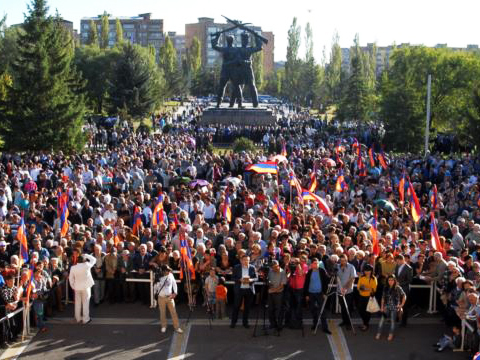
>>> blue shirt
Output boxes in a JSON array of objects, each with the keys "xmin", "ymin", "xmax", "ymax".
[{"xmin": 309, "ymin": 270, "xmax": 322, "ymax": 294}]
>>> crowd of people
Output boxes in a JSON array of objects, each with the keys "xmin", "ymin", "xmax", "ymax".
[{"xmin": 0, "ymin": 100, "xmax": 478, "ymax": 356}]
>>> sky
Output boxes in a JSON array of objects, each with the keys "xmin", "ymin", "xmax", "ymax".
[{"xmin": 2, "ymin": 0, "xmax": 480, "ymax": 62}]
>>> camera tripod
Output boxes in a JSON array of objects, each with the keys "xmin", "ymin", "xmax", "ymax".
[
  {"xmin": 200, "ymin": 276, "xmax": 215, "ymax": 330},
  {"xmin": 252, "ymin": 273, "xmax": 276, "ymax": 337},
  {"xmin": 313, "ymin": 273, "xmax": 356, "ymax": 335}
]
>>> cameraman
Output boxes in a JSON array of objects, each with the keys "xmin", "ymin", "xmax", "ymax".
[
  {"xmin": 284, "ymin": 255, "xmax": 308, "ymax": 329},
  {"xmin": 267, "ymin": 260, "xmax": 286, "ymax": 331},
  {"xmin": 304, "ymin": 258, "xmax": 331, "ymax": 334},
  {"xmin": 154, "ymin": 265, "xmax": 183, "ymax": 334}
]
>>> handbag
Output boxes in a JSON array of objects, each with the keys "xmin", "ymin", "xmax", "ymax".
[{"xmin": 366, "ymin": 296, "xmax": 380, "ymax": 313}]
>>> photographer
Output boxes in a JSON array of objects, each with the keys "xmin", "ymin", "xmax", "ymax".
[
  {"xmin": 267, "ymin": 260, "xmax": 286, "ymax": 331},
  {"xmin": 284, "ymin": 255, "xmax": 308, "ymax": 329},
  {"xmin": 154, "ymin": 265, "xmax": 183, "ymax": 334}
]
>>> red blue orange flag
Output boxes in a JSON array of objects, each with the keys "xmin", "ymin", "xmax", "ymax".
[
  {"xmin": 57, "ymin": 191, "xmax": 69, "ymax": 237},
  {"xmin": 430, "ymin": 212, "xmax": 445, "ymax": 256},
  {"xmin": 335, "ymin": 170, "xmax": 348, "ymax": 192},
  {"xmin": 281, "ymin": 140, "xmax": 287, "ymax": 157},
  {"xmin": 308, "ymin": 171, "xmax": 317, "ymax": 192},
  {"xmin": 272, "ymin": 197, "xmax": 287, "ymax": 228},
  {"xmin": 371, "ymin": 209, "xmax": 380, "ymax": 256},
  {"xmin": 289, "ymin": 170, "xmax": 303, "ymax": 199},
  {"xmin": 152, "ymin": 195, "xmax": 165, "ymax": 227},
  {"xmin": 246, "ymin": 162, "xmax": 278, "ymax": 174},
  {"xmin": 357, "ymin": 148, "xmax": 367, "ymax": 177},
  {"xmin": 223, "ymin": 191, "xmax": 232, "ymax": 222},
  {"xmin": 132, "ymin": 206, "xmax": 142, "ymax": 235},
  {"xmin": 399, "ymin": 172, "xmax": 406, "ymax": 203},
  {"xmin": 431, "ymin": 185, "xmax": 438, "ymax": 210},
  {"xmin": 408, "ymin": 182, "xmax": 423, "ymax": 223},
  {"xmin": 301, "ymin": 190, "xmax": 331, "ymax": 215},
  {"xmin": 17, "ymin": 216, "xmax": 28, "ymax": 264},
  {"xmin": 368, "ymin": 148, "xmax": 376, "ymax": 168},
  {"xmin": 179, "ymin": 233, "xmax": 195, "ymax": 280},
  {"xmin": 378, "ymin": 150, "xmax": 388, "ymax": 170}
]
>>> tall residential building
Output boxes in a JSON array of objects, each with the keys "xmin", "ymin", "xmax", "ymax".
[
  {"xmin": 80, "ymin": 13, "xmax": 164, "ymax": 56},
  {"xmin": 185, "ymin": 17, "xmax": 275, "ymax": 75},
  {"xmin": 168, "ymin": 31, "xmax": 186, "ymax": 66},
  {"xmin": 340, "ymin": 43, "xmax": 479, "ymax": 75}
]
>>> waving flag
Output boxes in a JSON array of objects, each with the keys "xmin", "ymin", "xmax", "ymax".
[
  {"xmin": 371, "ymin": 209, "xmax": 380, "ymax": 256},
  {"xmin": 368, "ymin": 147, "xmax": 376, "ymax": 168},
  {"xmin": 308, "ymin": 171, "xmax": 317, "ymax": 192},
  {"xmin": 223, "ymin": 191, "xmax": 232, "ymax": 222},
  {"xmin": 132, "ymin": 205, "xmax": 142, "ymax": 235},
  {"xmin": 281, "ymin": 140, "xmax": 287, "ymax": 157},
  {"xmin": 25, "ymin": 266, "xmax": 34, "ymax": 300},
  {"xmin": 57, "ymin": 190, "xmax": 69, "ymax": 238},
  {"xmin": 352, "ymin": 138, "xmax": 359, "ymax": 152},
  {"xmin": 399, "ymin": 172, "xmax": 406, "ymax": 203},
  {"xmin": 430, "ymin": 212, "xmax": 445, "ymax": 256},
  {"xmin": 289, "ymin": 171, "xmax": 303, "ymax": 199},
  {"xmin": 409, "ymin": 183, "xmax": 423, "ymax": 223},
  {"xmin": 113, "ymin": 228, "xmax": 120, "ymax": 246},
  {"xmin": 152, "ymin": 194, "xmax": 165, "ymax": 227},
  {"xmin": 335, "ymin": 170, "xmax": 348, "ymax": 192},
  {"xmin": 17, "ymin": 216, "xmax": 28, "ymax": 264},
  {"xmin": 302, "ymin": 190, "xmax": 331, "ymax": 215},
  {"xmin": 246, "ymin": 162, "xmax": 278, "ymax": 174},
  {"xmin": 179, "ymin": 233, "xmax": 195, "ymax": 280},
  {"xmin": 357, "ymin": 148, "xmax": 367, "ymax": 177},
  {"xmin": 378, "ymin": 150, "xmax": 388, "ymax": 170},
  {"xmin": 286, "ymin": 206, "xmax": 292, "ymax": 228},
  {"xmin": 431, "ymin": 185, "xmax": 438, "ymax": 210},
  {"xmin": 272, "ymin": 197, "xmax": 287, "ymax": 228}
]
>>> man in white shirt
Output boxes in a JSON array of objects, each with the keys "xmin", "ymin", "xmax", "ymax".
[
  {"xmin": 154, "ymin": 265, "xmax": 183, "ymax": 333},
  {"xmin": 69, "ymin": 253, "xmax": 96, "ymax": 324}
]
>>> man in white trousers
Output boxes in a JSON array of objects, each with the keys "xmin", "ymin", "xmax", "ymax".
[{"xmin": 69, "ymin": 253, "xmax": 96, "ymax": 324}]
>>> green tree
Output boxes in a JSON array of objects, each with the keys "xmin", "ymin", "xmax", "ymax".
[
  {"xmin": 100, "ymin": 11, "xmax": 109, "ymax": 49},
  {"xmin": 186, "ymin": 36, "xmax": 201, "ymax": 76},
  {"xmin": 284, "ymin": 17, "xmax": 302, "ymax": 102},
  {"xmin": 87, "ymin": 19, "xmax": 98, "ymax": 46},
  {"xmin": 115, "ymin": 18, "xmax": 123, "ymax": 46},
  {"xmin": 0, "ymin": 0, "xmax": 86, "ymax": 152},
  {"xmin": 109, "ymin": 42, "xmax": 161, "ymax": 117},
  {"xmin": 159, "ymin": 36, "xmax": 179, "ymax": 96},
  {"xmin": 324, "ymin": 31, "xmax": 342, "ymax": 104},
  {"xmin": 252, "ymin": 50, "xmax": 264, "ymax": 91},
  {"xmin": 338, "ymin": 34, "xmax": 370, "ymax": 121}
]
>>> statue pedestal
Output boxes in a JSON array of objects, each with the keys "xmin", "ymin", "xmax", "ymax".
[{"xmin": 200, "ymin": 105, "xmax": 277, "ymax": 126}]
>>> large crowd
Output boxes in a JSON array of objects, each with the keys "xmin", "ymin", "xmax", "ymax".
[{"xmin": 0, "ymin": 100, "xmax": 478, "ymax": 356}]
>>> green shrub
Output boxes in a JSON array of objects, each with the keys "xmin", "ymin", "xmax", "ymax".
[
  {"xmin": 233, "ymin": 137, "xmax": 256, "ymax": 153},
  {"xmin": 205, "ymin": 143, "xmax": 214, "ymax": 153}
]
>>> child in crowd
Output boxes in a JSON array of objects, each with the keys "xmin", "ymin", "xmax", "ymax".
[
  {"xmin": 205, "ymin": 268, "xmax": 218, "ymax": 311},
  {"xmin": 215, "ymin": 277, "xmax": 228, "ymax": 320},
  {"xmin": 434, "ymin": 325, "xmax": 461, "ymax": 352}
]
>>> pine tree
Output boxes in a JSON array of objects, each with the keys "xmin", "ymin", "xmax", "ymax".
[
  {"xmin": 0, "ymin": 0, "xmax": 86, "ymax": 152},
  {"xmin": 109, "ymin": 42, "xmax": 160, "ymax": 117},
  {"xmin": 115, "ymin": 18, "xmax": 123, "ymax": 46},
  {"xmin": 100, "ymin": 11, "xmax": 109, "ymax": 49},
  {"xmin": 87, "ymin": 19, "xmax": 98, "ymax": 46}
]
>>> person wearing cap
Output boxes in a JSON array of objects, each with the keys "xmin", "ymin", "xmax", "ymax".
[
  {"xmin": 154, "ymin": 265, "xmax": 182, "ymax": 334},
  {"xmin": 267, "ymin": 260, "xmax": 286, "ymax": 331},
  {"xmin": 0, "ymin": 241, "xmax": 9, "ymax": 263},
  {"xmin": 68, "ymin": 253, "xmax": 96, "ymax": 324}
]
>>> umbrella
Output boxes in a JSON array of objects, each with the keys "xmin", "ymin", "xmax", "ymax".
[
  {"xmin": 225, "ymin": 177, "xmax": 241, "ymax": 186},
  {"xmin": 374, "ymin": 199, "xmax": 396, "ymax": 212},
  {"xmin": 170, "ymin": 176, "xmax": 191, "ymax": 186},
  {"xmin": 323, "ymin": 158, "xmax": 336, "ymax": 168},
  {"xmin": 270, "ymin": 154, "xmax": 288, "ymax": 164},
  {"xmin": 189, "ymin": 179, "xmax": 210, "ymax": 188}
]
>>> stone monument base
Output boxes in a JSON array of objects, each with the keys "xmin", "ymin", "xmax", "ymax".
[{"xmin": 200, "ymin": 106, "xmax": 277, "ymax": 126}]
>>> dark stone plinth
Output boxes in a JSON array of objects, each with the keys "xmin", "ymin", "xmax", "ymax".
[{"xmin": 200, "ymin": 106, "xmax": 277, "ymax": 126}]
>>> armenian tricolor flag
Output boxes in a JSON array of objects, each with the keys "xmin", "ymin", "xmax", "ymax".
[
  {"xmin": 399, "ymin": 172, "xmax": 406, "ymax": 203},
  {"xmin": 152, "ymin": 195, "xmax": 165, "ymax": 227},
  {"xmin": 179, "ymin": 233, "xmax": 195, "ymax": 280},
  {"xmin": 408, "ymin": 183, "xmax": 423, "ymax": 223},
  {"xmin": 430, "ymin": 212, "xmax": 445, "ymax": 256},
  {"xmin": 57, "ymin": 191, "xmax": 69, "ymax": 238},
  {"xmin": 132, "ymin": 206, "xmax": 142, "ymax": 235},
  {"xmin": 378, "ymin": 150, "xmax": 388, "ymax": 170},
  {"xmin": 335, "ymin": 170, "xmax": 348, "ymax": 192},
  {"xmin": 272, "ymin": 197, "xmax": 287, "ymax": 228},
  {"xmin": 368, "ymin": 147, "xmax": 376, "ymax": 168},
  {"xmin": 370, "ymin": 209, "xmax": 380, "ymax": 256},
  {"xmin": 308, "ymin": 171, "xmax": 317, "ymax": 192},
  {"xmin": 17, "ymin": 216, "xmax": 28, "ymax": 264},
  {"xmin": 431, "ymin": 185, "xmax": 438, "ymax": 210},
  {"xmin": 302, "ymin": 190, "xmax": 331, "ymax": 215},
  {"xmin": 281, "ymin": 140, "xmax": 287, "ymax": 157},
  {"xmin": 357, "ymin": 148, "xmax": 367, "ymax": 177},
  {"xmin": 246, "ymin": 162, "xmax": 278, "ymax": 174},
  {"xmin": 223, "ymin": 191, "xmax": 232, "ymax": 223},
  {"xmin": 289, "ymin": 171, "xmax": 303, "ymax": 199}
]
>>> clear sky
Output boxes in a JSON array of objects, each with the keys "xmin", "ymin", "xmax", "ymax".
[{"xmin": 2, "ymin": 0, "xmax": 480, "ymax": 61}]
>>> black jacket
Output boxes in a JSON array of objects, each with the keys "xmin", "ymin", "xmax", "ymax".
[{"xmin": 303, "ymin": 267, "xmax": 330, "ymax": 296}]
